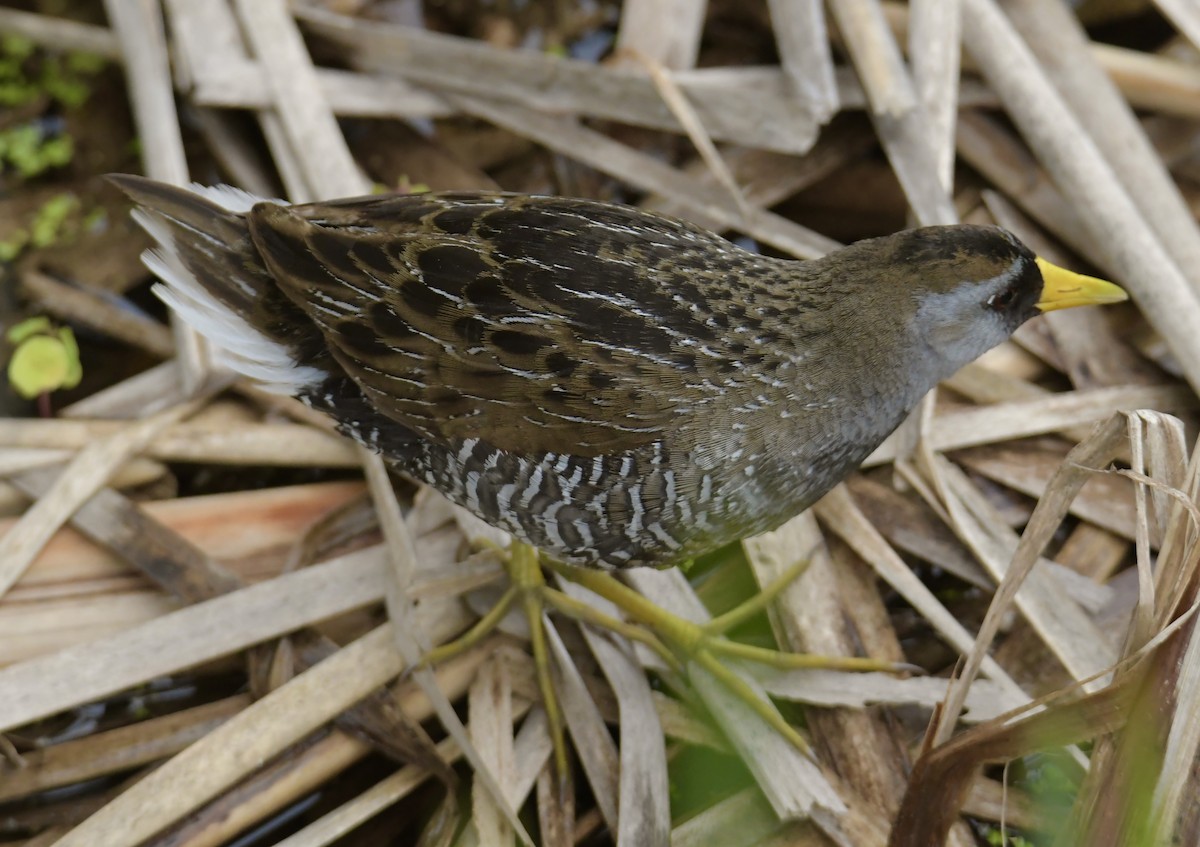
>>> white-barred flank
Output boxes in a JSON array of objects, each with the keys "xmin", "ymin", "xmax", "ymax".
[{"xmin": 414, "ymin": 435, "xmax": 696, "ymax": 567}]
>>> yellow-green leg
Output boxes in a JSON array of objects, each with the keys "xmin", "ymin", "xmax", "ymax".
[
  {"xmin": 544, "ymin": 557, "xmax": 912, "ymax": 751},
  {"xmin": 421, "ymin": 542, "xmax": 569, "ymax": 779},
  {"xmin": 426, "ymin": 542, "xmax": 910, "ymax": 761},
  {"xmin": 511, "ymin": 544, "xmax": 569, "ymax": 780}
]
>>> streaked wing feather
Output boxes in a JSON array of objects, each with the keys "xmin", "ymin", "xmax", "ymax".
[{"xmin": 248, "ymin": 192, "xmax": 753, "ymax": 456}]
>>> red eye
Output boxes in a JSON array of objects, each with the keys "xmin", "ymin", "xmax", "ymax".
[{"xmin": 987, "ymin": 290, "xmax": 1016, "ymax": 311}]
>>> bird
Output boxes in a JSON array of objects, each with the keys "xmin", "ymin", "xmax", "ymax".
[
  {"xmin": 109, "ymin": 173, "xmax": 1127, "ymax": 754},
  {"xmin": 108, "ymin": 175, "xmax": 1127, "ymax": 569}
]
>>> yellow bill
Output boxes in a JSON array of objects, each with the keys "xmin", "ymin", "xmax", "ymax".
[{"xmin": 1035, "ymin": 257, "xmax": 1129, "ymax": 312}]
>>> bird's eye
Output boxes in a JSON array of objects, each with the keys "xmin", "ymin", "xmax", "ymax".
[{"xmin": 987, "ymin": 289, "xmax": 1017, "ymax": 312}]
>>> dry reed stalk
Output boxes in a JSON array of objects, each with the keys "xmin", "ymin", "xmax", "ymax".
[
  {"xmin": 0, "ymin": 483, "xmax": 365, "ymax": 659},
  {"xmin": 556, "ymin": 577, "xmax": 671, "ymax": 844},
  {"xmin": 639, "ymin": 55, "xmax": 751, "ymax": 219},
  {"xmin": 135, "ymin": 645, "xmax": 502, "ymax": 847},
  {"xmin": 0, "ymin": 397, "xmax": 207, "ymax": 599},
  {"xmin": 0, "ymin": 590, "xmax": 176, "ymax": 667},
  {"xmin": 866, "ymin": 384, "xmax": 1195, "ymax": 465},
  {"xmin": 827, "ymin": 0, "xmax": 955, "ymax": 226},
  {"xmin": 277, "ymin": 697, "xmax": 549, "ymax": 847},
  {"xmin": 233, "ymin": 0, "xmax": 369, "ymax": 200},
  {"xmin": 547, "ymin": 619, "xmax": 622, "ymax": 833},
  {"xmin": 641, "ymin": 118, "xmax": 878, "ymax": 231},
  {"xmin": 744, "ymin": 513, "xmax": 908, "ymax": 825},
  {"xmin": 13, "ymin": 2, "xmax": 1200, "ymax": 124},
  {"xmin": 1056, "ymin": 424, "xmax": 1200, "ymax": 846},
  {"xmin": 188, "ymin": 49, "xmax": 455, "ymax": 120},
  {"xmin": 156, "ymin": 730, "xmax": 371, "ymax": 847},
  {"xmin": 0, "ymin": 548, "xmax": 386, "ymax": 732},
  {"xmin": 362, "ymin": 451, "xmax": 530, "ymax": 845},
  {"xmin": 271, "ymin": 735, "xmax": 459, "ymax": 847},
  {"xmin": 461, "ymin": 704, "xmax": 556, "ymax": 847},
  {"xmin": 453, "ymin": 93, "xmax": 839, "ymax": 258},
  {"xmin": 1098, "ymin": 41, "xmax": 1200, "ymax": 118},
  {"xmin": 883, "ymin": 1, "xmax": 1200, "ymax": 121},
  {"xmin": 199, "ymin": 48, "xmax": 988, "ymax": 119},
  {"xmin": 955, "ymin": 111, "xmax": 1093, "ymax": 259},
  {"xmin": 613, "ymin": 0, "xmax": 707, "ymax": 72},
  {"xmin": 162, "ymin": 0, "xmax": 311, "ymax": 203},
  {"xmin": 0, "ymin": 6, "xmax": 120, "ymax": 57},
  {"xmin": 962, "ymin": 0, "xmax": 1200, "ymax": 393},
  {"xmin": 756, "ymin": 667, "xmax": 1020, "ymax": 723},
  {"xmin": 925, "ymin": 452, "xmax": 1118, "ymax": 686},
  {"xmin": 999, "ymin": 0, "xmax": 1200, "ymax": 293},
  {"xmin": 21, "ymin": 269, "xmax": 175, "ymax": 358},
  {"xmin": 536, "ymin": 761, "xmax": 575, "ymax": 847},
  {"xmin": 13, "ymin": 440, "xmax": 467, "ymax": 818},
  {"xmin": 908, "ymin": 0, "xmax": 960, "ymax": 189},
  {"xmin": 0, "ymin": 418, "xmax": 359, "ymax": 467},
  {"xmin": 813, "ymin": 486, "xmax": 1022, "ymax": 689},
  {"xmin": 955, "ymin": 442, "xmax": 1147, "ymax": 544},
  {"xmin": 469, "ymin": 656, "xmax": 518, "ymax": 846},
  {"xmin": 765, "ymin": 0, "xmax": 838, "ymax": 124},
  {"xmin": 59, "ymin": 360, "xmax": 190, "ymax": 419},
  {"xmin": 843, "ymin": 475, "xmax": 989, "ymax": 587},
  {"xmin": 49, "ymin": 628, "xmax": 495, "ymax": 847},
  {"xmin": 296, "ymin": 5, "xmax": 821, "ymax": 156},
  {"xmin": 894, "ymin": 410, "xmax": 1199, "ymax": 845},
  {"xmin": 947, "ymin": 359, "xmax": 1054, "ymax": 404},
  {"xmin": 1054, "ymin": 522, "xmax": 1130, "ymax": 583},
  {"xmin": 190, "ymin": 106, "xmax": 281, "ymax": 198},
  {"xmin": 1150, "ymin": 0, "xmax": 1200, "ymax": 53},
  {"xmin": 961, "ymin": 777, "xmax": 1047, "ymax": 832},
  {"xmin": 16, "ymin": 480, "xmax": 369, "ymax": 602},
  {"xmin": 0, "ymin": 695, "xmax": 250, "ymax": 803},
  {"xmin": 101, "ymin": 0, "xmax": 185, "ymax": 183},
  {"xmin": 0, "ymin": 455, "xmax": 163, "ymax": 516},
  {"xmin": 102, "ymin": 0, "xmax": 205, "ymax": 385}
]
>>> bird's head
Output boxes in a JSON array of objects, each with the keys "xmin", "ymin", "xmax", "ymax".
[{"xmin": 828, "ymin": 225, "xmax": 1128, "ymax": 382}]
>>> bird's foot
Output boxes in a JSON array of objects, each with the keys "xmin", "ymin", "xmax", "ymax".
[
  {"xmin": 419, "ymin": 541, "xmax": 572, "ymax": 779},
  {"xmin": 544, "ymin": 557, "xmax": 913, "ymax": 752},
  {"xmin": 424, "ymin": 543, "xmax": 910, "ymax": 763}
]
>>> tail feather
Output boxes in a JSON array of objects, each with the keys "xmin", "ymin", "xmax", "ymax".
[{"xmin": 108, "ymin": 174, "xmax": 324, "ymax": 394}]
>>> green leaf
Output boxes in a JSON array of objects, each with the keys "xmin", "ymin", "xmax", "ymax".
[
  {"xmin": 0, "ymin": 228, "xmax": 28, "ymax": 262},
  {"xmin": 57, "ymin": 327, "xmax": 82, "ymax": 390},
  {"xmin": 30, "ymin": 192, "xmax": 79, "ymax": 246},
  {"xmin": 1, "ymin": 34, "xmax": 34, "ymax": 61},
  {"xmin": 65, "ymin": 52, "xmax": 107, "ymax": 75},
  {"xmin": 6, "ymin": 316, "xmax": 51, "ymax": 344},
  {"xmin": 41, "ymin": 57, "xmax": 91, "ymax": 108},
  {"xmin": 5, "ymin": 322, "xmax": 83, "ymax": 398},
  {"xmin": 8, "ymin": 336, "xmax": 68, "ymax": 398},
  {"xmin": 0, "ymin": 127, "xmax": 75, "ymax": 179},
  {"xmin": 0, "ymin": 81, "xmax": 37, "ymax": 107},
  {"xmin": 396, "ymin": 174, "xmax": 431, "ymax": 195}
]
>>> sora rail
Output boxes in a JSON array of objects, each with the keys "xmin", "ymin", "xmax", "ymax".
[{"xmin": 111, "ymin": 176, "xmax": 1125, "ymax": 569}]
